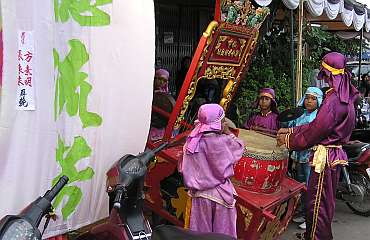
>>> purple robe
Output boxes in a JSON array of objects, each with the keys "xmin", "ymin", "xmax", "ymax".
[
  {"xmin": 287, "ymin": 89, "xmax": 356, "ymax": 240},
  {"xmin": 243, "ymin": 111, "xmax": 279, "ymax": 133},
  {"xmin": 178, "ymin": 132, "xmax": 244, "ymax": 238}
]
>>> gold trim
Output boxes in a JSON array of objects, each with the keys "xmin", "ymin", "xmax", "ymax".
[
  {"xmin": 325, "ymin": 87, "xmax": 334, "ymax": 95},
  {"xmin": 310, "ymin": 169, "xmax": 326, "ymax": 239},
  {"xmin": 331, "ymin": 159, "xmax": 348, "ymax": 167},
  {"xmin": 322, "ymin": 62, "xmax": 345, "ymax": 75},
  {"xmin": 203, "ymin": 21, "xmax": 219, "ymax": 38},
  {"xmin": 260, "ymin": 92, "xmax": 274, "ymax": 99}
]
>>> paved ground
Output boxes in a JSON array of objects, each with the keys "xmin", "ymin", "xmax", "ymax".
[{"xmin": 280, "ymin": 200, "xmax": 370, "ymax": 240}]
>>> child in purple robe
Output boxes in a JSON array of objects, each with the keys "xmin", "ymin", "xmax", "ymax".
[
  {"xmin": 178, "ymin": 104, "xmax": 244, "ymax": 238},
  {"xmin": 243, "ymin": 88, "xmax": 279, "ymax": 134},
  {"xmin": 277, "ymin": 52, "xmax": 359, "ymax": 240}
]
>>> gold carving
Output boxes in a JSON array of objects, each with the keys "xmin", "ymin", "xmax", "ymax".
[
  {"xmin": 175, "ymin": 15, "xmax": 262, "ymax": 125},
  {"xmin": 204, "ymin": 66, "xmax": 236, "ymax": 80},
  {"xmin": 203, "ymin": 21, "xmax": 219, "ymax": 37},
  {"xmin": 238, "ymin": 204, "xmax": 253, "ymax": 231},
  {"xmin": 171, "ymin": 187, "xmax": 189, "ymax": 219},
  {"xmin": 215, "ymin": 36, "xmax": 228, "ymax": 49},
  {"xmin": 174, "ymin": 21, "xmax": 218, "ymax": 129},
  {"xmin": 219, "ymin": 31, "xmax": 259, "ymax": 109},
  {"xmin": 260, "ymin": 202, "xmax": 288, "ymax": 240},
  {"xmin": 214, "ymin": 35, "xmax": 246, "ymax": 59}
]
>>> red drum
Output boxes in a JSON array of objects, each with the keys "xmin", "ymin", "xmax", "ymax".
[{"xmin": 233, "ymin": 129, "xmax": 288, "ymax": 194}]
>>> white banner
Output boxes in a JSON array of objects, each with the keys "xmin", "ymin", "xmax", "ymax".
[{"xmin": 0, "ymin": 0, "xmax": 155, "ymax": 238}]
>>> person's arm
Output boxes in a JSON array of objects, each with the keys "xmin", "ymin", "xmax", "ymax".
[{"xmin": 285, "ymin": 103, "xmax": 336, "ymax": 151}]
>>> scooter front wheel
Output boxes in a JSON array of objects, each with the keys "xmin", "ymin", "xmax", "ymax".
[{"xmin": 346, "ymin": 172, "xmax": 370, "ymax": 217}]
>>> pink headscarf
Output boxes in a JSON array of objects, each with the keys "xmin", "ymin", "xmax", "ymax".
[{"xmin": 185, "ymin": 104, "xmax": 225, "ymax": 153}]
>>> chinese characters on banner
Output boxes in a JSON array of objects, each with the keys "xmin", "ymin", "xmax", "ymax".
[{"xmin": 16, "ymin": 31, "xmax": 35, "ymax": 110}]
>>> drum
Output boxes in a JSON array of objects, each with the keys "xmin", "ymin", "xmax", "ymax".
[{"xmin": 233, "ymin": 129, "xmax": 288, "ymax": 194}]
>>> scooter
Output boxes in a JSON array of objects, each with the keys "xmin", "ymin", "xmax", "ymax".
[
  {"xmin": 76, "ymin": 142, "xmax": 234, "ymax": 240},
  {"xmin": 339, "ymin": 141, "xmax": 370, "ymax": 216},
  {"xmin": 0, "ymin": 176, "xmax": 69, "ymax": 240}
]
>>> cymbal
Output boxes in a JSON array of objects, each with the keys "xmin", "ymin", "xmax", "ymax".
[{"xmin": 278, "ymin": 107, "xmax": 304, "ymax": 122}]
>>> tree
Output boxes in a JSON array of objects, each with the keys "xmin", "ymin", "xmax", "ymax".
[{"xmin": 232, "ymin": 21, "xmax": 361, "ymax": 126}]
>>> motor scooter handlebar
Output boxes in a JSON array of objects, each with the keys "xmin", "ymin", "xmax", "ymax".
[
  {"xmin": 21, "ymin": 176, "xmax": 69, "ymax": 228},
  {"xmin": 139, "ymin": 142, "xmax": 168, "ymax": 166},
  {"xmin": 44, "ymin": 176, "xmax": 69, "ymax": 202}
]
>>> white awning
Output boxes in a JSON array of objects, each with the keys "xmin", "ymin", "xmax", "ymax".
[{"xmin": 258, "ymin": 0, "xmax": 370, "ymax": 31}]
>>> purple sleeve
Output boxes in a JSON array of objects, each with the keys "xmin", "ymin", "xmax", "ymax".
[
  {"xmin": 206, "ymin": 134, "xmax": 244, "ymax": 180},
  {"xmin": 225, "ymin": 134, "xmax": 245, "ymax": 164},
  {"xmin": 288, "ymin": 103, "xmax": 335, "ymax": 151},
  {"xmin": 243, "ymin": 115, "xmax": 256, "ymax": 129}
]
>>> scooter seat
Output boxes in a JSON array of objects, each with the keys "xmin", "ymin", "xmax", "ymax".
[
  {"xmin": 152, "ymin": 225, "xmax": 235, "ymax": 240},
  {"xmin": 343, "ymin": 142, "xmax": 370, "ymax": 161}
]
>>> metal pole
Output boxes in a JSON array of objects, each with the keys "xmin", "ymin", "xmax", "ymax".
[
  {"xmin": 295, "ymin": 0, "xmax": 304, "ymax": 104},
  {"xmin": 358, "ymin": 27, "xmax": 364, "ymax": 87},
  {"xmin": 291, "ymin": 9, "xmax": 295, "ymax": 106}
]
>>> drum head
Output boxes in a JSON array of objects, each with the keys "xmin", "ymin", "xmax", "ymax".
[
  {"xmin": 151, "ymin": 92, "xmax": 176, "ymax": 128},
  {"xmin": 278, "ymin": 107, "xmax": 304, "ymax": 123},
  {"xmin": 238, "ymin": 129, "xmax": 288, "ymax": 159}
]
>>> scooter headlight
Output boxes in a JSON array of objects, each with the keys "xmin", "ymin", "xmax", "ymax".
[{"xmin": 1, "ymin": 219, "xmax": 40, "ymax": 240}]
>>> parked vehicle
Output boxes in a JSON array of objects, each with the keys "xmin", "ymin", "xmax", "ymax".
[
  {"xmin": 347, "ymin": 61, "xmax": 370, "ymax": 78},
  {"xmin": 0, "ymin": 176, "xmax": 69, "ymax": 240},
  {"xmin": 340, "ymin": 141, "xmax": 370, "ymax": 216},
  {"xmin": 75, "ymin": 142, "xmax": 234, "ymax": 240}
]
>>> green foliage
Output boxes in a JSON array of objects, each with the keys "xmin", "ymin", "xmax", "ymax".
[
  {"xmin": 302, "ymin": 26, "xmax": 361, "ymax": 85},
  {"xmin": 233, "ymin": 24, "xmax": 293, "ymax": 126},
  {"xmin": 233, "ymin": 22, "xmax": 361, "ymax": 127}
]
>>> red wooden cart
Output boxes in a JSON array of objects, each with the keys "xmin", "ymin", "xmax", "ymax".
[{"xmin": 145, "ymin": 1, "xmax": 305, "ymax": 239}]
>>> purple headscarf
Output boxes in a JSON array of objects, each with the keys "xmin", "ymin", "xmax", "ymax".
[
  {"xmin": 254, "ymin": 88, "xmax": 279, "ymax": 114},
  {"xmin": 185, "ymin": 104, "xmax": 225, "ymax": 153},
  {"xmin": 317, "ymin": 52, "xmax": 358, "ymax": 104}
]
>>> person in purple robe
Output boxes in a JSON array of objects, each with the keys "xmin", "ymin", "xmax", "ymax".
[
  {"xmin": 178, "ymin": 103, "xmax": 244, "ymax": 238},
  {"xmin": 243, "ymin": 88, "xmax": 279, "ymax": 134},
  {"xmin": 277, "ymin": 52, "xmax": 359, "ymax": 240},
  {"xmin": 154, "ymin": 68, "xmax": 169, "ymax": 93},
  {"xmin": 149, "ymin": 69, "xmax": 170, "ymax": 141}
]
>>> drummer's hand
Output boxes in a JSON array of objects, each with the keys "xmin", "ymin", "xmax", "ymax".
[
  {"xmin": 277, "ymin": 128, "xmax": 290, "ymax": 135},
  {"xmin": 276, "ymin": 134, "xmax": 286, "ymax": 147}
]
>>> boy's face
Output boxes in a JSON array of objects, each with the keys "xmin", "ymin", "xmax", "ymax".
[
  {"xmin": 304, "ymin": 94, "xmax": 318, "ymax": 112},
  {"xmin": 259, "ymin": 96, "xmax": 272, "ymax": 111}
]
